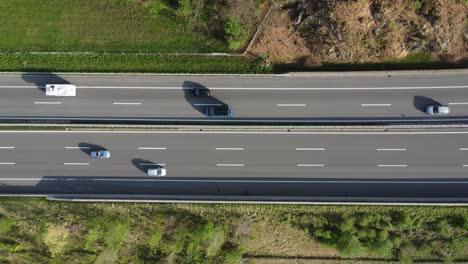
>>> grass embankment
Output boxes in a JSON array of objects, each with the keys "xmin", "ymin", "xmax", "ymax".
[
  {"xmin": 0, "ymin": 198, "xmax": 466, "ymax": 263},
  {"xmin": 0, "ymin": 0, "xmax": 271, "ymax": 73},
  {"xmin": 0, "ymin": 54, "xmax": 268, "ymax": 74},
  {"xmin": 0, "ymin": 0, "xmax": 225, "ymax": 53}
]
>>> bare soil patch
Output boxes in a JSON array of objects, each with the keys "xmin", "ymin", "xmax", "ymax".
[{"xmin": 248, "ymin": 0, "xmax": 467, "ymax": 64}]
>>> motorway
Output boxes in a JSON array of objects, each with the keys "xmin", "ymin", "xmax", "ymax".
[
  {"xmin": 0, "ymin": 129, "xmax": 467, "ymax": 202},
  {"xmin": 0, "ymin": 71, "xmax": 467, "ymax": 120},
  {"xmin": 1, "ymin": 130, "xmax": 468, "ymax": 178}
]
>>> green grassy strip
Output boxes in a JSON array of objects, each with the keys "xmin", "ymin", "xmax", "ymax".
[
  {"xmin": 1, "ymin": 53, "xmax": 464, "ymax": 74},
  {"xmin": 0, "ymin": 54, "xmax": 269, "ymax": 74},
  {"xmin": 0, "ymin": 0, "xmax": 227, "ymax": 53}
]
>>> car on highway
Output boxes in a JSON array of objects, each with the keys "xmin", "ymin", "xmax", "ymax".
[
  {"xmin": 45, "ymin": 84, "xmax": 76, "ymax": 96},
  {"xmin": 147, "ymin": 167, "xmax": 166, "ymax": 176},
  {"xmin": 192, "ymin": 87, "xmax": 211, "ymax": 97},
  {"xmin": 426, "ymin": 105, "xmax": 450, "ymax": 115},
  {"xmin": 205, "ymin": 104, "xmax": 233, "ymax": 117},
  {"xmin": 90, "ymin": 150, "xmax": 111, "ymax": 159}
]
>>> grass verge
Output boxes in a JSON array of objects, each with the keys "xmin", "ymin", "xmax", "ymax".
[
  {"xmin": 0, "ymin": 0, "xmax": 226, "ymax": 53},
  {"xmin": 0, "ymin": 54, "xmax": 269, "ymax": 74},
  {"xmin": 0, "ymin": 198, "xmax": 466, "ymax": 263}
]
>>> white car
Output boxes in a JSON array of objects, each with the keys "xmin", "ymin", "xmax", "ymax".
[
  {"xmin": 426, "ymin": 105, "xmax": 450, "ymax": 115},
  {"xmin": 90, "ymin": 150, "xmax": 110, "ymax": 159},
  {"xmin": 147, "ymin": 167, "xmax": 166, "ymax": 176}
]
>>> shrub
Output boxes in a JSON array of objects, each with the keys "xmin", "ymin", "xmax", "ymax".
[
  {"xmin": 370, "ymin": 239, "xmax": 394, "ymax": 258},
  {"xmin": 223, "ymin": 247, "xmax": 243, "ymax": 264},
  {"xmin": 449, "ymin": 237, "xmax": 468, "ymax": 257},
  {"xmin": 435, "ymin": 218, "xmax": 454, "ymax": 239},
  {"xmin": 43, "ymin": 224, "xmax": 70, "ymax": 257},
  {"xmin": 104, "ymin": 221, "xmax": 129, "ymax": 250},
  {"xmin": 145, "ymin": 0, "xmax": 170, "ymax": 16},
  {"xmin": 177, "ymin": 0, "xmax": 193, "ymax": 19},
  {"xmin": 410, "ymin": 1, "xmax": 423, "ymax": 11},
  {"xmin": 0, "ymin": 217, "xmax": 15, "ymax": 235},
  {"xmin": 148, "ymin": 229, "xmax": 164, "ymax": 251},
  {"xmin": 95, "ymin": 249, "xmax": 119, "ymax": 264},
  {"xmin": 206, "ymin": 225, "xmax": 226, "ymax": 256},
  {"xmin": 338, "ymin": 218, "xmax": 355, "ymax": 232},
  {"xmin": 337, "ymin": 234, "xmax": 365, "ymax": 257},
  {"xmin": 223, "ymin": 18, "xmax": 250, "ymax": 50}
]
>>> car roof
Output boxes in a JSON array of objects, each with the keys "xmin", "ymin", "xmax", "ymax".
[{"xmin": 437, "ymin": 106, "xmax": 450, "ymax": 113}]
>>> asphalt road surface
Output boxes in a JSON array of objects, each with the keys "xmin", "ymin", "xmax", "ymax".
[
  {"xmin": 0, "ymin": 129, "xmax": 467, "ymax": 202},
  {"xmin": 0, "ymin": 71, "xmax": 467, "ymax": 119},
  {"xmin": 0, "ymin": 130, "xmax": 468, "ymax": 178}
]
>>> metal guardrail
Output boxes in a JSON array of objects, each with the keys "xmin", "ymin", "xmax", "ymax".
[{"xmin": 2, "ymin": 116, "xmax": 468, "ymax": 126}]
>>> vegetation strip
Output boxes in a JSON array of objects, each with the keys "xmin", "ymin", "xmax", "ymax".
[
  {"xmin": 0, "ymin": 54, "xmax": 269, "ymax": 74},
  {"xmin": 0, "ymin": 198, "xmax": 466, "ymax": 263}
]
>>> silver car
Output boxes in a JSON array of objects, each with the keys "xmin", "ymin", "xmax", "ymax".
[
  {"xmin": 90, "ymin": 150, "xmax": 110, "ymax": 159},
  {"xmin": 147, "ymin": 167, "xmax": 166, "ymax": 176},
  {"xmin": 426, "ymin": 105, "xmax": 450, "ymax": 115}
]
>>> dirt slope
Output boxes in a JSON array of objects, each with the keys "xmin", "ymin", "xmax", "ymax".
[{"xmin": 248, "ymin": 0, "xmax": 467, "ymax": 65}]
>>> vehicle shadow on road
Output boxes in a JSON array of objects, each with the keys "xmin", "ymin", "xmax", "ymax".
[
  {"xmin": 21, "ymin": 72, "xmax": 70, "ymax": 93},
  {"xmin": 78, "ymin": 143, "xmax": 106, "ymax": 156},
  {"xmin": 132, "ymin": 158, "xmax": 160, "ymax": 174},
  {"xmin": 413, "ymin": 96, "xmax": 441, "ymax": 113},
  {"xmin": 182, "ymin": 81, "xmax": 227, "ymax": 116}
]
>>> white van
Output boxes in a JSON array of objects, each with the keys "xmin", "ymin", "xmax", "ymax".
[{"xmin": 45, "ymin": 84, "xmax": 76, "ymax": 96}]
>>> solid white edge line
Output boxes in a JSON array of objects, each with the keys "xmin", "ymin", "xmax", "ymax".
[
  {"xmin": 138, "ymin": 147, "xmax": 167, "ymax": 150},
  {"xmin": 297, "ymin": 164, "xmax": 325, "ymax": 167},
  {"xmin": 3, "ymin": 130, "xmax": 468, "ymax": 135},
  {"xmin": 449, "ymin": 102, "xmax": 468, "ymax": 105},
  {"xmin": 361, "ymin": 104, "xmax": 392, "ymax": 106},
  {"xmin": 139, "ymin": 163, "xmax": 166, "ymax": 166},
  {"xmin": 217, "ymin": 164, "xmax": 245, "ymax": 167},
  {"xmin": 1, "ymin": 178, "xmax": 468, "ymax": 184},
  {"xmin": 3, "ymin": 85, "xmax": 468, "ymax": 90},
  {"xmin": 276, "ymin": 104, "xmax": 307, "ymax": 107},
  {"xmin": 376, "ymin": 148, "xmax": 407, "ymax": 151},
  {"xmin": 215, "ymin": 148, "xmax": 244, "ymax": 150},
  {"xmin": 463, "ymin": 165, "xmax": 468, "ymax": 167},
  {"xmin": 0, "ymin": 147, "xmax": 15, "ymax": 149},
  {"xmin": 459, "ymin": 148, "xmax": 468, "ymax": 151},
  {"xmin": 113, "ymin": 102, "xmax": 142, "ymax": 105},
  {"xmin": 63, "ymin": 163, "xmax": 89, "ymax": 165},
  {"xmin": 296, "ymin": 148, "xmax": 325, "ymax": 151},
  {"xmin": 65, "ymin": 146, "xmax": 90, "ymax": 149},
  {"xmin": 378, "ymin": 164, "xmax": 408, "ymax": 167},
  {"xmin": 0, "ymin": 162, "xmax": 15, "ymax": 165},
  {"xmin": 34, "ymin": 102, "xmax": 62, "ymax": 105}
]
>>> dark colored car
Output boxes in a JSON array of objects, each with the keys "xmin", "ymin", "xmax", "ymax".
[
  {"xmin": 191, "ymin": 88, "xmax": 211, "ymax": 97},
  {"xmin": 205, "ymin": 105, "xmax": 233, "ymax": 117}
]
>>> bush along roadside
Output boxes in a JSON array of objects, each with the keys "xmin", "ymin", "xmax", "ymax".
[
  {"xmin": 0, "ymin": 53, "xmax": 271, "ymax": 74},
  {"xmin": 0, "ymin": 198, "xmax": 467, "ymax": 263}
]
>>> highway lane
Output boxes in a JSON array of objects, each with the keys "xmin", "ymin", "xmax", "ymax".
[
  {"xmin": 0, "ymin": 129, "xmax": 466, "ymax": 202},
  {"xmin": 0, "ymin": 130, "xmax": 468, "ymax": 178},
  {"xmin": 0, "ymin": 72, "xmax": 467, "ymax": 119}
]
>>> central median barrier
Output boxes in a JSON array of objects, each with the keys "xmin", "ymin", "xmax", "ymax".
[{"xmin": 2, "ymin": 116, "xmax": 468, "ymax": 126}]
